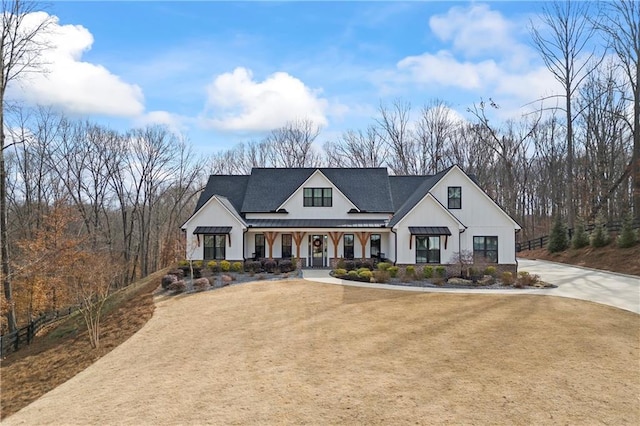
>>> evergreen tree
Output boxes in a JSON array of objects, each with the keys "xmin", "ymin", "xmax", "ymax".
[
  {"xmin": 617, "ymin": 215, "xmax": 638, "ymax": 248},
  {"xmin": 548, "ymin": 216, "xmax": 568, "ymax": 253},
  {"xmin": 571, "ymin": 220, "xmax": 590, "ymax": 249},
  {"xmin": 591, "ymin": 217, "xmax": 610, "ymax": 248}
]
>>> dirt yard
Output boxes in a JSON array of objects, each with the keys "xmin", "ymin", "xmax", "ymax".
[{"xmin": 3, "ymin": 280, "xmax": 639, "ymax": 425}]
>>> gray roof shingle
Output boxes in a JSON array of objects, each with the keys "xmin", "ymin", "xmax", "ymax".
[{"xmin": 194, "ymin": 175, "xmax": 249, "ymax": 214}]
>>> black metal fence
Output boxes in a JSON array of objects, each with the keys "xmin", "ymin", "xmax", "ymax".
[
  {"xmin": 516, "ymin": 218, "xmax": 640, "ymax": 252},
  {"xmin": 0, "ymin": 306, "xmax": 79, "ymax": 358}
]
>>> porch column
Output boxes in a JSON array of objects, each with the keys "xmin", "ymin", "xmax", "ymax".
[
  {"xmin": 265, "ymin": 231, "xmax": 278, "ymax": 259},
  {"xmin": 293, "ymin": 232, "xmax": 306, "ymax": 258},
  {"xmin": 355, "ymin": 232, "xmax": 371, "ymax": 259},
  {"xmin": 328, "ymin": 232, "xmax": 343, "ymax": 260}
]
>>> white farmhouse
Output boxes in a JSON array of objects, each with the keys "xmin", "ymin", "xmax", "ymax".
[{"xmin": 181, "ymin": 166, "xmax": 521, "ymax": 273}]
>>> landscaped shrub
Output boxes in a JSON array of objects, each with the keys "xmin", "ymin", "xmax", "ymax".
[
  {"xmin": 360, "ymin": 261, "xmax": 373, "ymax": 270},
  {"xmin": 193, "ymin": 278, "xmax": 210, "ymax": 291},
  {"xmin": 571, "ymin": 221, "xmax": 590, "ymax": 249},
  {"xmin": 244, "ymin": 260, "xmax": 262, "ymax": 273},
  {"xmin": 220, "ymin": 260, "xmax": 231, "ymax": 272},
  {"xmin": 388, "ymin": 266, "xmax": 399, "ymax": 278},
  {"xmin": 192, "ymin": 268, "xmax": 202, "ymax": 279},
  {"xmin": 501, "ymin": 271, "xmax": 514, "ymax": 285},
  {"xmin": 232, "ymin": 262, "xmax": 243, "ymax": 272},
  {"xmin": 344, "ymin": 260, "xmax": 356, "ymax": 271},
  {"xmin": 617, "ymin": 215, "xmax": 638, "ymax": 248},
  {"xmin": 590, "ymin": 221, "xmax": 609, "ymax": 248},
  {"xmin": 403, "ymin": 265, "xmax": 416, "ymax": 281},
  {"xmin": 484, "ymin": 266, "xmax": 497, "ymax": 277},
  {"xmin": 435, "ymin": 266, "xmax": 446, "ymax": 278},
  {"xmin": 548, "ymin": 216, "xmax": 568, "ymax": 253},
  {"xmin": 161, "ymin": 274, "xmax": 177, "ymax": 289},
  {"xmin": 336, "ymin": 258, "xmax": 346, "ymax": 269},
  {"xmin": 168, "ymin": 280, "xmax": 186, "ymax": 293},
  {"xmin": 516, "ymin": 271, "xmax": 539, "ymax": 287},
  {"xmin": 178, "ymin": 260, "xmax": 189, "ymax": 267},
  {"xmin": 423, "ymin": 266, "xmax": 434, "ymax": 279},
  {"xmin": 373, "ymin": 270, "xmax": 390, "ymax": 283},
  {"xmin": 333, "ymin": 268, "xmax": 347, "ymax": 277},
  {"xmin": 357, "ymin": 267, "xmax": 371, "ymax": 274},
  {"xmin": 279, "ymin": 259, "xmax": 294, "ymax": 273},
  {"xmin": 263, "ymin": 259, "xmax": 277, "ymax": 273},
  {"xmin": 358, "ymin": 270, "xmax": 373, "ymax": 280},
  {"xmin": 354, "ymin": 260, "xmax": 363, "ymax": 269},
  {"xmin": 377, "ymin": 262, "xmax": 391, "ymax": 271},
  {"xmin": 207, "ymin": 261, "xmax": 219, "ymax": 272},
  {"xmin": 168, "ymin": 269, "xmax": 184, "ymax": 280},
  {"xmin": 348, "ymin": 270, "xmax": 359, "ymax": 279}
]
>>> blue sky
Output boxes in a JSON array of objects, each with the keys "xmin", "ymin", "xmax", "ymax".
[{"xmin": 7, "ymin": 1, "xmax": 572, "ymax": 154}]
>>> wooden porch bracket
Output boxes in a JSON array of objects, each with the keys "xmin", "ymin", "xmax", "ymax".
[
  {"xmin": 265, "ymin": 231, "xmax": 279, "ymax": 259},
  {"xmin": 355, "ymin": 232, "xmax": 371, "ymax": 259},
  {"xmin": 328, "ymin": 232, "xmax": 344, "ymax": 260},
  {"xmin": 292, "ymin": 232, "xmax": 306, "ymax": 258}
]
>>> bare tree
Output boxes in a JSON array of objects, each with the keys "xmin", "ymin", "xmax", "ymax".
[
  {"xmin": 414, "ymin": 99, "xmax": 459, "ymax": 174},
  {"xmin": 530, "ymin": 0, "xmax": 603, "ymax": 227},
  {"xmin": 324, "ymin": 126, "xmax": 388, "ymax": 168},
  {"xmin": 596, "ymin": 0, "xmax": 640, "ymax": 218},
  {"xmin": 1, "ymin": 0, "xmax": 52, "ymax": 332},
  {"xmin": 375, "ymin": 100, "xmax": 415, "ymax": 174},
  {"xmin": 265, "ymin": 119, "xmax": 322, "ymax": 167}
]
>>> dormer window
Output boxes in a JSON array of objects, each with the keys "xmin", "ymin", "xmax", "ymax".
[
  {"xmin": 448, "ymin": 186, "xmax": 461, "ymax": 209},
  {"xmin": 304, "ymin": 188, "xmax": 332, "ymax": 207}
]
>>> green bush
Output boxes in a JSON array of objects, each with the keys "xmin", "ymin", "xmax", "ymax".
[
  {"xmin": 348, "ymin": 270, "xmax": 359, "ymax": 279},
  {"xmin": 207, "ymin": 261, "xmax": 220, "ymax": 273},
  {"xmin": 484, "ymin": 266, "xmax": 497, "ymax": 277},
  {"xmin": 232, "ymin": 262, "xmax": 243, "ymax": 272},
  {"xmin": 435, "ymin": 266, "xmax": 446, "ymax": 278},
  {"xmin": 388, "ymin": 266, "xmax": 399, "ymax": 278},
  {"xmin": 617, "ymin": 215, "xmax": 638, "ymax": 248},
  {"xmin": 358, "ymin": 270, "xmax": 373, "ymax": 280},
  {"xmin": 220, "ymin": 260, "xmax": 231, "ymax": 272},
  {"xmin": 591, "ymin": 222, "xmax": 609, "ymax": 248},
  {"xmin": 501, "ymin": 271, "xmax": 514, "ymax": 285},
  {"xmin": 377, "ymin": 262, "xmax": 391, "ymax": 271},
  {"xmin": 548, "ymin": 216, "xmax": 568, "ymax": 253},
  {"xmin": 423, "ymin": 266, "xmax": 434, "ymax": 279},
  {"xmin": 333, "ymin": 268, "xmax": 347, "ymax": 277},
  {"xmin": 571, "ymin": 221, "xmax": 590, "ymax": 249},
  {"xmin": 178, "ymin": 260, "xmax": 189, "ymax": 267}
]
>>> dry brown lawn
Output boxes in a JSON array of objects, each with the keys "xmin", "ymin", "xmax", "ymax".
[{"xmin": 3, "ymin": 279, "xmax": 639, "ymax": 425}]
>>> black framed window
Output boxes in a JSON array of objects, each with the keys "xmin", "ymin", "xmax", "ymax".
[
  {"xmin": 343, "ymin": 234, "xmax": 354, "ymax": 259},
  {"xmin": 303, "ymin": 187, "xmax": 332, "ymax": 207},
  {"xmin": 416, "ymin": 236, "xmax": 440, "ymax": 263},
  {"xmin": 473, "ymin": 236, "xmax": 498, "ymax": 263},
  {"xmin": 448, "ymin": 186, "xmax": 462, "ymax": 209},
  {"xmin": 204, "ymin": 234, "xmax": 226, "ymax": 260},
  {"xmin": 281, "ymin": 234, "xmax": 292, "ymax": 258},
  {"xmin": 255, "ymin": 234, "xmax": 265, "ymax": 259},
  {"xmin": 370, "ymin": 234, "xmax": 381, "ymax": 258}
]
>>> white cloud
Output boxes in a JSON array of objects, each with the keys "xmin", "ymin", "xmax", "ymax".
[
  {"xmin": 134, "ymin": 111, "xmax": 186, "ymax": 134},
  {"xmin": 8, "ymin": 12, "xmax": 144, "ymax": 117},
  {"xmin": 203, "ymin": 67, "xmax": 328, "ymax": 131}
]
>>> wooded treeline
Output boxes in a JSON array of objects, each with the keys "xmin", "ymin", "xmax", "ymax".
[{"xmin": 1, "ymin": 0, "xmax": 638, "ymax": 333}]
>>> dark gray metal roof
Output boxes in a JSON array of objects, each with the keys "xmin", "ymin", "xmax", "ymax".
[
  {"xmin": 194, "ymin": 175, "xmax": 249, "ymax": 214},
  {"xmin": 193, "ymin": 226, "xmax": 232, "ymax": 234},
  {"xmin": 246, "ymin": 219, "xmax": 387, "ymax": 228},
  {"xmin": 409, "ymin": 226, "xmax": 452, "ymax": 236}
]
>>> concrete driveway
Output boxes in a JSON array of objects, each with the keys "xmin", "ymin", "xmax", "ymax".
[
  {"xmin": 303, "ymin": 261, "xmax": 640, "ymax": 314},
  {"xmin": 517, "ymin": 258, "xmax": 640, "ymax": 314}
]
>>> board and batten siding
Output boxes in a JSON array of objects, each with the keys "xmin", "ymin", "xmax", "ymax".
[
  {"xmin": 183, "ymin": 197, "xmax": 244, "ymax": 261},
  {"xmin": 394, "ymin": 195, "xmax": 463, "ymax": 265},
  {"xmin": 430, "ymin": 167, "xmax": 520, "ymax": 265}
]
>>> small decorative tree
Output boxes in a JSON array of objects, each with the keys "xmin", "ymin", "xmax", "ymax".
[
  {"xmin": 451, "ymin": 250, "xmax": 474, "ymax": 278},
  {"xmin": 548, "ymin": 216, "xmax": 568, "ymax": 253},
  {"xmin": 617, "ymin": 214, "xmax": 638, "ymax": 248},
  {"xmin": 591, "ymin": 216, "xmax": 610, "ymax": 248},
  {"xmin": 571, "ymin": 219, "xmax": 590, "ymax": 249}
]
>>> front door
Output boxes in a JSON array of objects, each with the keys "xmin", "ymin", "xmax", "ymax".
[{"xmin": 312, "ymin": 235, "xmax": 324, "ymax": 267}]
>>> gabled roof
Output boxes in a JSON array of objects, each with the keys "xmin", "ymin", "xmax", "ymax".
[
  {"xmin": 388, "ymin": 167, "xmax": 451, "ymax": 227},
  {"xmin": 389, "ymin": 175, "xmax": 433, "ymax": 210},
  {"xmin": 241, "ymin": 168, "xmax": 394, "ymax": 213},
  {"xmin": 194, "ymin": 175, "xmax": 249, "ymax": 214}
]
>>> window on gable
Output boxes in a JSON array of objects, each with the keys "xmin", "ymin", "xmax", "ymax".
[
  {"xmin": 204, "ymin": 234, "xmax": 226, "ymax": 260},
  {"xmin": 416, "ymin": 236, "xmax": 440, "ymax": 263},
  {"xmin": 343, "ymin": 234, "xmax": 354, "ymax": 259},
  {"xmin": 304, "ymin": 187, "xmax": 332, "ymax": 207},
  {"xmin": 448, "ymin": 186, "xmax": 461, "ymax": 209},
  {"xmin": 281, "ymin": 234, "xmax": 292, "ymax": 259},
  {"xmin": 473, "ymin": 236, "xmax": 498, "ymax": 263}
]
